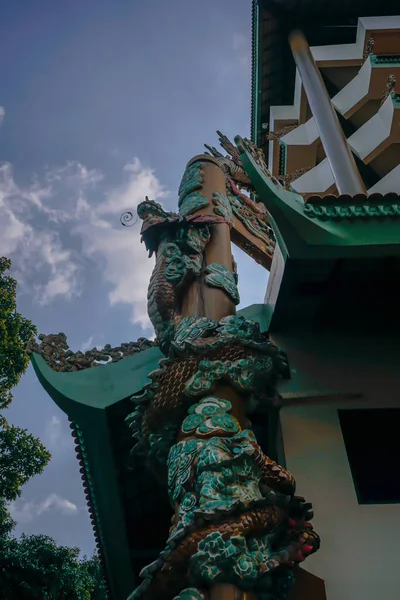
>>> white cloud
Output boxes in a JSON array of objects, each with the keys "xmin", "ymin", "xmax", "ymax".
[
  {"xmin": 45, "ymin": 161, "xmax": 104, "ymax": 190},
  {"xmin": 1, "ymin": 155, "xmax": 165, "ymax": 329},
  {"xmin": 0, "ymin": 162, "xmax": 82, "ymax": 303},
  {"xmin": 80, "ymin": 336, "xmax": 94, "ymax": 352},
  {"xmin": 44, "ymin": 414, "xmax": 74, "ymax": 453},
  {"xmin": 8, "ymin": 494, "xmax": 78, "ymax": 524},
  {"xmin": 72, "ymin": 157, "xmax": 167, "ymax": 329},
  {"xmin": 0, "ymin": 106, "xmax": 5, "ymax": 127},
  {"xmin": 80, "ymin": 336, "xmax": 104, "ymax": 353},
  {"xmin": 97, "ymin": 157, "xmax": 166, "ymax": 215},
  {"xmin": 75, "ymin": 214, "xmax": 155, "ymax": 328},
  {"xmin": 38, "ymin": 494, "xmax": 77, "ymax": 515},
  {"xmin": 46, "ymin": 415, "xmax": 62, "ymax": 446},
  {"xmin": 232, "ymin": 33, "xmax": 251, "ymax": 68}
]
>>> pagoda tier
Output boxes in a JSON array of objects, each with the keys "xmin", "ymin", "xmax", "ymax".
[{"xmin": 253, "ymin": 13, "xmax": 400, "ymax": 197}]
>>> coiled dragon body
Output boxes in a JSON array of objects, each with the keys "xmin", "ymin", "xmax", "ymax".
[{"xmin": 128, "ymin": 138, "xmax": 319, "ymax": 600}]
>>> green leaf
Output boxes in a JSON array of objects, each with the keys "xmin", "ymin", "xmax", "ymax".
[
  {"xmin": 0, "ymin": 256, "xmax": 37, "ymax": 408},
  {"xmin": 0, "ymin": 422, "xmax": 51, "ymax": 502},
  {"xmin": 0, "ymin": 530, "xmax": 107, "ymax": 599}
]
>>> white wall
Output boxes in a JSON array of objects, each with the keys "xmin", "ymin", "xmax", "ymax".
[{"xmin": 280, "ymin": 404, "xmax": 400, "ymax": 600}]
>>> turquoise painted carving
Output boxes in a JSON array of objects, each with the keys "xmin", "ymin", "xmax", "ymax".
[
  {"xmin": 28, "ymin": 150, "xmax": 319, "ymax": 600},
  {"xmin": 212, "ymin": 191, "xmax": 234, "ymax": 224},
  {"xmin": 186, "ymin": 225, "xmax": 211, "ymax": 254},
  {"xmin": 168, "ymin": 315, "xmax": 288, "ymax": 358},
  {"xmin": 194, "ymin": 430, "xmax": 266, "ymax": 515},
  {"xmin": 303, "ymin": 199, "xmax": 400, "ymax": 220},
  {"xmin": 181, "ymin": 396, "xmax": 240, "ymax": 437},
  {"xmin": 127, "ymin": 153, "xmax": 319, "ymax": 600},
  {"xmin": 145, "ymin": 220, "xmax": 211, "ymax": 339},
  {"xmin": 227, "ymin": 189, "xmax": 274, "ymax": 250},
  {"xmin": 204, "ymin": 263, "xmax": 240, "ymax": 305},
  {"xmin": 162, "ymin": 243, "xmax": 188, "ymax": 282},
  {"xmin": 168, "ymin": 428, "xmax": 296, "ymax": 526},
  {"xmin": 169, "ymin": 316, "xmax": 219, "ymax": 353},
  {"xmin": 178, "ymin": 162, "xmax": 204, "ymax": 205},
  {"xmin": 131, "ymin": 426, "xmax": 319, "ymax": 600},
  {"xmin": 185, "ymin": 357, "xmax": 275, "ymax": 400},
  {"xmin": 127, "ymin": 314, "xmax": 289, "ymax": 469},
  {"xmin": 168, "ymin": 438, "xmax": 201, "ymax": 505},
  {"xmin": 189, "ymin": 532, "xmax": 261, "ymax": 586},
  {"xmin": 179, "ymin": 192, "xmax": 209, "ymax": 216},
  {"xmin": 370, "ymin": 53, "xmax": 400, "ymax": 65},
  {"xmin": 162, "ymin": 242, "xmax": 203, "ymax": 284},
  {"xmin": 138, "ymin": 195, "xmax": 245, "ymax": 341},
  {"xmin": 167, "ymin": 429, "xmax": 288, "ymax": 532},
  {"xmin": 189, "ymin": 532, "xmax": 295, "ymax": 597}
]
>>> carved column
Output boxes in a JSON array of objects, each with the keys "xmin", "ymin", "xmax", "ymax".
[
  {"xmin": 180, "ymin": 155, "xmax": 236, "ymax": 322},
  {"xmin": 127, "ymin": 147, "xmax": 319, "ymax": 600}
]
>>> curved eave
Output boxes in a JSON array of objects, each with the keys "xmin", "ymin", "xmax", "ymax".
[
  {"xmin": 70, "ymin": 420, "xmax": 111, "ymax": 599},
  {"xmin": 30, "ymin": 347, "xmax": 163, "ymax": 416},
  {"xmin": 30, "ymin": 347, "xmax": 164, "ymax": 600}
]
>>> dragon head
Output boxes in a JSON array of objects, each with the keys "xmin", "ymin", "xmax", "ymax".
[
  {"xmin": 137, "ymin": 197, "xmax": 179, "ymax": 255},
  {"xmin": 137, "ymin": 197, "xmax": 172, "ymax": 222}
]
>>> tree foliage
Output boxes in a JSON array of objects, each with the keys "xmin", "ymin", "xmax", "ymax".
[
  {"xmin": 0, "ymin": 533, "xmax": 107, "ymax": 599},
  {"xmin": 0, "ymin": 257, "xmax": 50, "ymax": 505},
  {"xmin": 0, "ymin": 256, "xmax": 37, "ymax": 410},
  {"xmin": 0, "ymin": 256, "xmax": 107, "ymax": 598},
  {"xmin": 0, "ymin": 500, "xmax": 15, "ymax": 539},
  {"xmin": 0, "ymin": 424, "xmax": 51, "ymax": 503}
]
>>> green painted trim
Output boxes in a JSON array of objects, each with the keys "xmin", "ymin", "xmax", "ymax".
[
  {"xmin": 392, "ymin": 92, "xmax": 400, "ymax": 107},
  {"xmin": 251, "ymin": 0, "xmax": 262, "ymax": 144},
  {"xmin": 370, "ymin": 54, "xmax": 400, "ymax": 65},
  {"xmin": 237, "ymin": 138, "xmax": 400, "ymax": 250},
  {"xmin": 30, "ymin": 346, "xmax": 163, "ymax": 413},
  {"xmin": 74, "ymin": 410, "xmax": 135, "ymax": 599},
  {"xmin": 236, "ymin": 138, "xmax": 342, "ymax": 251},
  {"xmin": 304, "ymin": 200, "xmax": 400, "ymax": 221}
]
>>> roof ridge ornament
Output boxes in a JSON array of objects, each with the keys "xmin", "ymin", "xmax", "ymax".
[{"xmin": 27, "ymin": 333, "xmax": 156, "ymax": 372}]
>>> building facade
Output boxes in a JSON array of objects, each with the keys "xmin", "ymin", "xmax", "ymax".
[{"xmin": 253, "ymin": 2, "xmax": 400, "ymax": 598}]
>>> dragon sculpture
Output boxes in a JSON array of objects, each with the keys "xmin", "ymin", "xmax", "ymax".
[
  {"xmin": 126, "ymin": 135, "xmax": 320, "ymax": 600},
  {"xmin": 138, "ymin": 133, "xmax": 279, "ymax": 342}
]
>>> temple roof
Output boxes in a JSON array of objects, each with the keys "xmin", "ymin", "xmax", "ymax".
[
  {"xmin": 251, "ymin": 0, "xmax": 400, "ymax": 155},
  {"xmin": 30, "ymin": 344, "xmax": 167, "ymax": 600}
]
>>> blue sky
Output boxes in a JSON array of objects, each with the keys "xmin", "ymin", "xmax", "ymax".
[{"xmin": 1, "ymin": 0, "xmax": 269, "ymax": 556}]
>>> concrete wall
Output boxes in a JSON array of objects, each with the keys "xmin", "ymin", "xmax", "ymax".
[{"xmin": 280, "ymin": 403, "xmax": 400, "ymax": 600}]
